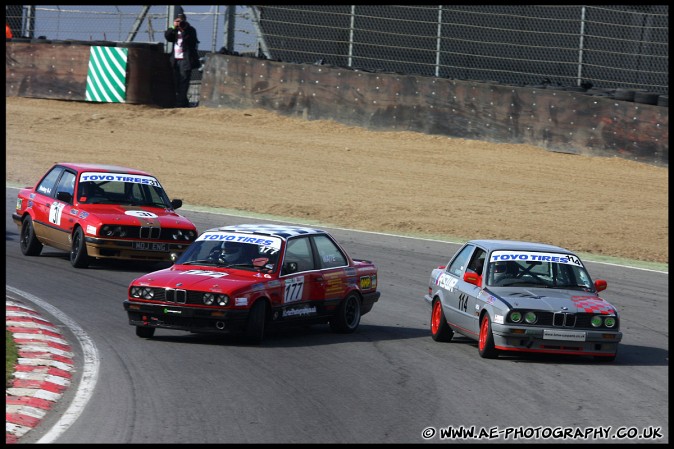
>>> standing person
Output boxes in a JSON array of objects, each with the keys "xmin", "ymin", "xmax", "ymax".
[{"xmin": 164, "ymin": 13, "xmax": 199, "ymax": 108}]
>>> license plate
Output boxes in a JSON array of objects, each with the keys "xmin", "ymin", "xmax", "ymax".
[
  {"xmin": 133, "ymin": 242, "xmax": 167, "ymax": 252},
  {"xmin": 543, "ymin": 329, "xmax": 586, "ymax": 341}
]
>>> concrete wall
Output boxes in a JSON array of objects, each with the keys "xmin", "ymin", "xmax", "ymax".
[{"xmin": 200, "ymin": 54, "xmax": 668, "ymax": 166}]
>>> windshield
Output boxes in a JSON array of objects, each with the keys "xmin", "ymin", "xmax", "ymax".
[
  {"xmin": 486, "ymin": 250, "xmax": 593, "ymax": 289},
  {"xmin": 77, "ymin": 172, "xmax": 171, "ymax": 207},
  {"xmin": 176, "ymin": 231, "xmax": 282, "ymax": 272}
]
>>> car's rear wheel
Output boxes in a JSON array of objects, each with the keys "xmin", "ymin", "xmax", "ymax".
[
  {"xmin": 244, "ymin": 300, "xmax": 267, "ymax": 344},
  {"xmin": 478, "ymin": 313, "xmax": 499, "ymax": 359},
  {"xmin": 70, "ymin": 227, "xmax": 90, "ymax": 268},
  {"xmin": 431, "ymin": 298, "xmax": 454, "ymax": 342},
  {"xmin": 330, "ymin": 293, "xmax": 361, "ymax": 333},
  {"xmin": 20, "ymin": 216, "xmax": 43, "ymax": 256},
  {"xmin": 135, "ymin": 326, "xmax": 155, "ymax": 338}
]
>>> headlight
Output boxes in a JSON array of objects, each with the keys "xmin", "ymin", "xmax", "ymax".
[
  {"xmin": 509, "ymin": 311, "xmax": 522, "ymax": 323},
  {"xmin": 101, "ymin": 225, "xmax": 125, "ymax": 237},
  {"xmin": 203, "ymin": 293, "xmax": 215, "ymax": 305},
  {"xmin": 591, "ymin": 315, "xmax": 603, "ymax": 327},
  {"xmin": 130, "ymin": 286, "xmax": 154, "ymax": 299},
  {"xmin": 604, "ymin": 317, "xmax": 616, "ymax": 328},
  {"xmin": 203, "ymin": 293, "xmax": 229, "ymax": 306},
  {"xmin": 524, "ymin": 311, "xmax": 537, "ymax": 324},
  {"xmin": 216, "ymin": 294, "xmax": 229, "ymax": 306},
  {"xmin": 172, "ymin": 229, "xmax": 196, "ymax": 241}
]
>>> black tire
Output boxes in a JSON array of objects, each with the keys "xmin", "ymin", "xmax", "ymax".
[
  {"xmin": 430, "ymin": 298, "xmax": 454, "ymax": 342},
  {"xmin": 20, "ymin": 216, "xmax": 43, "ymax": 256},
  {"xmin": 330, "ymin": 293, "xmax": 361, "ymax": 334},
  {"xmin": 244, "ymin": 300, "xmax": 267, "ymax": 344},
  {"xmin": 135, "ymin": 326, "xmax": 155, "ymax": 338},
  {"xmin": 70, "ymin": 227, "xmax": 90, "ymax": 268},
  {"xmin": 633, "ymin": 91, "xmax": 659, "ymax": 105},
  {"xmin": 478, "ymin": 313, "xmax": 499, "ymax": 359}
]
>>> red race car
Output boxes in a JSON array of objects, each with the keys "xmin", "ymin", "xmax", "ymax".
[
  {"xmin": 12, "ymin": 162, "xmax": 197, "ymax": 268},
  {"xmin": 123, "ymin": 224, "xmax": 381, "ymax": 343}
]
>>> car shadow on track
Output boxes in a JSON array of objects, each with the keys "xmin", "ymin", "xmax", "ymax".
[
  {"xmin": 143, "ymin": 323, "xmax": 430, "ymax": 348},
  {"xmin": 33, "ymin": 250, "xmax": 173, "ymax": 273},
  {"xmin": 437, "ymin": 335, "xmax": 668, "ymax": 366}
]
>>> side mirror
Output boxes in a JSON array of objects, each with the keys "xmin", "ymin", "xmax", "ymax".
[
  {"xmin": 283, "ymin": 261, "xmax": 298, "ymax": 275},
  {"xmin": 594, "ymin": 279, "xmax": 607, "ymax": 292},
  {"xmin": 171, "ymin": 199, "xmax": 183, "ymax": 210},
  {"xmin": 56, "ymin": 191, "xmax": 73, "ymax": 203},
  {"xmin": 463, "ymin": 271, "xmax": 480, "ymax": 287}
]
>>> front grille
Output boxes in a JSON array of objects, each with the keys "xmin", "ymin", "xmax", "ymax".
[
  {"xmin": 553, "ymin": 312, "xmax": 577, "ymax": 327},
  {"xmin": 140, "ymin": 226, "xmax": 161, "ymax": 239},
  {"xmin": 102, "ymin": 225, "xmax": 195, "ymax": 241},
  {"xmin": 508, "ymin": 311, "xmax": 617, "ymax": 330},
  {"xmin": 144, "ymin": 288, "xmax": 207, "ymax": 305}
]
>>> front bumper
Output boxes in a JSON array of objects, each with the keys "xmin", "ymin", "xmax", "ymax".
[
  {"xmin": 85, "ymin": 236, "xmax": 192, "ymax": 261},
  {"xmin": 124, "ymin": 301, "xmax": 250, "ymax": 334},
  {"xmin": 491, "ymin": 322, "xmax": 622, "ymax": 357}
]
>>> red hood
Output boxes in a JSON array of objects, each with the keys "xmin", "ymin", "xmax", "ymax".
[
  {"xmin": 132, "ymin": 265, "xmax": 271, "ymax": 293},
  {"xmin": 79, "ymin": 204, "xmax": 194, "ymax": 228}
]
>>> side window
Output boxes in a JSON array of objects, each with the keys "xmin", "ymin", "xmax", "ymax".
[
  {"xmin": 55, "ymin": 171, "xmax": 76, "ymax": 201},
  {"xmin": 36, "ymin": 166, "xmax": 64, "ymax": 197},
  {"xmin": 446, "ymin": 244, "xmax": 474, "ymax": 277},
  {"xmin": 284, "ymin": 237, "xmax": 315, "ymax": 273},
  {"xmin": 313, "ymin": 234, "xmax": 347, "ymax": 269},
  {"xmin": 467, "ymin": 248, "xmax": 486, "ymax": 275}
]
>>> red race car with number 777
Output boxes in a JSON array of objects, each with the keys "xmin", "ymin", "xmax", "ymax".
[{"xmin": 124, "ymin": 223, "xmax": 381, "ymax": 344}]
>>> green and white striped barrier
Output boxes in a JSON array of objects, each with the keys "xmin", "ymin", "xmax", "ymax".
[{"xmin": 85, "ymin": 46, "xmax": 128, "ymax": 103}]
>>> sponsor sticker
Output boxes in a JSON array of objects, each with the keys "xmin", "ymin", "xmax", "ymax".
[
  {"xmin": 235, "ymin": 297, "xmax": 248, "ymax": 307},
  {"xmin": 543, "ymin": 329, "xmax": 586, "ymax": 341},
  {"xmin": 86, "ymin": 225, "xmax": 97, "ymax": 235},
  {"xmin": 282, "ymin": 306, "xmax": 317, "ymax": 317},
  {"xmin": 436, "ymin": 273, "xmax": 459, "ymax": 292},
  {"xmin": 196, "ymin": 231, "xmax": 282, "ymax": 250},
  {"xmin": 490, "ymin": 251, "xmax": 583, "ymax": 267},
  {"xmin": 79, "ymin": 172, "xmax": 161, "ymax": 187}
]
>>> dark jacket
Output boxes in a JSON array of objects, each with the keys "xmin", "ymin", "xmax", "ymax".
[{"xmin": 165, "ymin": 21, "xmax": 200, "ymax": 69}]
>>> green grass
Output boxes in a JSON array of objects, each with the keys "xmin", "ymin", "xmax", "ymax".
[{"xmin": 6, "ymin": 329, "xmax": 18, "ymax": 387}]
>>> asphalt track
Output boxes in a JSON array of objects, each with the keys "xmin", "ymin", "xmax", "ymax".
[{"xmin": 5, "ymin": 187, "xmax": 669, "ymax": 444}]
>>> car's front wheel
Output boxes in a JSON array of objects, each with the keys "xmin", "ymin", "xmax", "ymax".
[
  {"xmin": 70, "ymin": 227, "xmax": 90, "ymax": 268},
  {"xmin": 135, "ymin": 326, "xmax": 155, "ymax": 338},
  {"xmin": 431, "ymin": 298, "xmax": 454, "ymax": 342},
  {"xmin": 20, "ymin": 216, "xmax": 43, "ymax": 256},
  {"xmin": 244, "ymin": 300, "xmax": 267, "ymax": 344},
  {"xmin": 330, "ymin": 293, "xmax": 361, "ymax": 333},
  {"xmin": 478, "ymin": 313, "xmax": 499, "ymax": 359}
]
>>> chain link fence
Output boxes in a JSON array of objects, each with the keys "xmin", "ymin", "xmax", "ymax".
[{"xmin": 5, "ymin": 5, "xmax": 668, "ymax": 96}]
